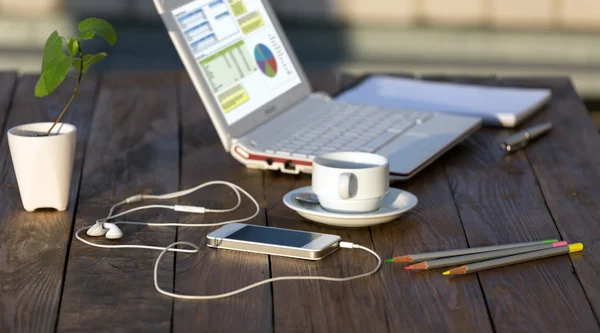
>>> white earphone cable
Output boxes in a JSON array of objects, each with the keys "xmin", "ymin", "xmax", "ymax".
[
  {"xmin": 153, "ymin": 241, "xmax": 381, "ymax": 300},
  {"xmin": 75, "ymin": 229, "xmax": 200, "ymax": 253},
  {"xmin": 96, "ymin": 181, "xmax": 246, "ymax": 224},
  {"xmin": 75, "ymin": 181, "xmax": 259, "ymax": 253},
  {"xmin": 75, "ymin": 181, "xmax": 382, "ymax": 300}
]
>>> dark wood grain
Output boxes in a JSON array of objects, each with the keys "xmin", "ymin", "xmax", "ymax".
[
  {"xmin": 335, "ymin": 73, "xmax": 494, "ymax": 332},
  {"xmin": 0, "ymin": 72, "xmax": 17, "ymax": 136},
  {"xmin": 56, "ymin": 72, "xmax": 180, "ymax": 333},
  {"xmin": 265, "ymin": 173, "xmax": 390, "ymax": 333},
  {"xmin": 372, "ymin": 167, "xmax": 495, "ymax": 332},
  {"xmin": 430, "ymin": 75, "xmax": 600, "ymax": 332},
  {"xmin": 502, "ymin": 77, "xmax": 600, "ymax": 321},
  {"xmin": 171, "ymin": 74, "xmax": 272, "ymax": 333},
  {"xmin": 0, "ymin": 74, "xmax": 97, "ymax": 333},
  {"xmin": 263, "ymin": 72, "xmax": 388, "ymax": 333},
  {"xmin": 3, "ymin": 70, "xmax": 599, "ymax": 333}
]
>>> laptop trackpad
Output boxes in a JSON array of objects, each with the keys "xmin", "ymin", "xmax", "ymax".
[
  {"xmin": 380, "ymin": 133, "xmax": 454, "ymax": 175},
  {"xmin": 377, "ymin": 114, "xmax": 479, "ymax": 176}
]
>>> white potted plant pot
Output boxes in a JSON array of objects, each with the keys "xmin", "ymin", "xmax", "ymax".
[{"xmin": 7, "ymin": 122, "xmax": 77, "ymax": 212}]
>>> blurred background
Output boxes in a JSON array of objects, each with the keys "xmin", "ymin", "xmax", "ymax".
[{"xmin": 1, "ymin": 0, "xmax": 599, "ymax": 128}]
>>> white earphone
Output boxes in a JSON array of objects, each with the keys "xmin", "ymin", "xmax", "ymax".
[
  {"xmin": 77, "ymin": 181, "xmax": 259, "ymax": 252},
  {"xmin": 76, "ymin": 180, "xmax": 381, "ymax": 300},
  {"xmin": 87, "ymin": 222, "xmax": 123, "ymax": 239}
]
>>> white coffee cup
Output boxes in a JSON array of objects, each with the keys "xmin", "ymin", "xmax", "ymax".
[{"xmin": 312, "ymin": 152, "xmax": 389, "ymax": 213}]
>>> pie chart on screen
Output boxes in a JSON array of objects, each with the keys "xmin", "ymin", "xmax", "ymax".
[{"xmin": 254, "ymin": 43, "xmax": 278, "ymax": 78}]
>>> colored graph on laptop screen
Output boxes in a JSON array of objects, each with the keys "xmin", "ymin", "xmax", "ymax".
[{"xmin": 172, "ymin": 0, "xmax": 302, "ymax": 125}]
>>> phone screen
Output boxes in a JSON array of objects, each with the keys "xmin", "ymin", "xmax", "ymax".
[{"xmin": 226, "ymin": 225, "xmax": 320, "ymax": 247}]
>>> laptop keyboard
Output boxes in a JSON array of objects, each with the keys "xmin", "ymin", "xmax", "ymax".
[{"xmin": 263, "ymin": 103, "xmax": 433, "ymax": 159}]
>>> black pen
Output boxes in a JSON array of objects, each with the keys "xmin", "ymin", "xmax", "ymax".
[{"xmin": 501, "ymin": 122, "xmax": 552, "ymax": 152}]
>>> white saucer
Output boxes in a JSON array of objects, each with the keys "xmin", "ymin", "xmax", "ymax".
[{"xmin": 282, "ymin": 186, "xmax": 418, "ymax": 227}]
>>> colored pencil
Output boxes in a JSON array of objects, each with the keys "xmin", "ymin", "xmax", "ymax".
[
  {"xmin": 443, "ymin": 243, "xmax": 583, "ymax": 275},
  {"xmin": 405, "ymin": 241, "xmax": 567, "ymax": 270},
  {"xmin": 385, "ymin": 239, "xmax": 559, "ymax": 263}
]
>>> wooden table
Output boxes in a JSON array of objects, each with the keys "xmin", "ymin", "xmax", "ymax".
[{"xmin": 0, "ymin": 71, "xmax": 599, "ymax": 333}]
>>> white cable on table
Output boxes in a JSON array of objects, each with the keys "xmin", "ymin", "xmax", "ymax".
[
  {"xmin": 75, "ymin": 181, "xmax": 383, "ymax": 300},
  {"xmin": 153, "ymin": 241, "xmax": 382, "ymax": 300},
  {"xmin": 75, "ymin": 181, "xmax": 259, "ymax": 253}
]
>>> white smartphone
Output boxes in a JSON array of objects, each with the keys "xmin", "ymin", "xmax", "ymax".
[{"xmin": 207, "ymin": 223, "xmax": 341, "ymax": 260}]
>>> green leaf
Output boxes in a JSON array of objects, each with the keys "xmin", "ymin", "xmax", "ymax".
[
  {"xmin": 67, "ymin": 38, "xmax": 79, "ymax": 56},
  {"xmin": 36, "ymin": 31, "xmax": 71, "ymax": 97},
  {"xmin": 72, "ymin": 52, "xmax": 106, "ymax": 73},
  {"xmin": 35, "ymin": 55, "xmax": 71, "ymax": 97},
  {"xmin": 78, "ymin": 18, "xmax": 117, "ymax": 46},
  {"xmin": 78, "ymin": 30, "xmax": 95, "ymax": 40},
  {"xmin": 41, "ymin": 31, "xmax": 64, "ymax": 72}
]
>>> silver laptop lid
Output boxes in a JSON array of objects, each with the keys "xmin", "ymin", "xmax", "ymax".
[{"xmin": 155, "ymin": 0, "xmax": 312, "ymax": 150}]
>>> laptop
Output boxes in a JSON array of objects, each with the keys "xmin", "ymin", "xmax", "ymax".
[{"xmin": 154, "ymin": 0, "xmax": 482, "ymax": 179}]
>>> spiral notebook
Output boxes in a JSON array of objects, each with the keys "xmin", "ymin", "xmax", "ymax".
[{"xmin": 336, "ymin": 75, "xmax": 552, "ymax": 128}]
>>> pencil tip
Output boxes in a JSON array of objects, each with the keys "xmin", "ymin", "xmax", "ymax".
[
  {"xmin": 409, "ymin": 262, "xmax": 428, "ymax": 270},
  {"xmin": 385, "ymin": 259, "xmax": 393, "ymax": 263},
  {"xmin": 542, "ymin": 239, "xmax": 559, "ymax": 244},
  {"xmin": 405, "ymin": 265, "xmax": 413, "ymax": 270},
  {"xmin": 442, "ymin": 271, "xmax": 450, "ymax": 275},
  {"xmin": 389, "ymin": 255, "xmax": 412, "ymax": 263}
]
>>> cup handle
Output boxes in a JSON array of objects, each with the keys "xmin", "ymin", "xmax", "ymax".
[{"xmin": 338, "ymin": 172, "xmax": 352, "ymax": 200}]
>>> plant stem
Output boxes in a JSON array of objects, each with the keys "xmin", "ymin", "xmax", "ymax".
[{"xmin": 45, "ymin": 45, "xmax": 84, "ymax": 136}]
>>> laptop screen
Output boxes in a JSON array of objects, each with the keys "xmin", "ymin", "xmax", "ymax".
[{"xmin": 172, "ymin": 0, "xmax": 303, "ymax": 125}]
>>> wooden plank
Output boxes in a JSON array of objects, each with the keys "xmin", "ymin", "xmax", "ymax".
[
  {"xmin": 0, "ymin": 74, "xmax": 97, "ymax": 333},
  {"xmin": 371, "ymin": 166, "xmax": 495, "ymax": 332},
  {"xmin": 264, "ymin": 72, "xmax": 494, "ymax": 332},
  {"xmin": 56, "ymin": 72, "xmax": 179, "ymax": 333},
  {"xmin": 501, "ymin": 77, "xmax": 600, "ymax": 321},
  {"xmin": 264, "ymin": 72, "xmax": 384, "ymax": 333},
  {"xmin": 0, "ymin": 72, "xmax": 18, "ymax": 136},
  {"xmin": 171, "ymin": 74, "xmax": 272, "ymax": 332},
  {"xmin": 337, "ymin": 73, "xmax": 494, "ymax": 332},
  {"xmin": 431, "ymin": 75, "xmax": 600, "ymax": 332},
  {"xmin": 266, "ymin": 172, "xmax": 391, "ymax": 332}
]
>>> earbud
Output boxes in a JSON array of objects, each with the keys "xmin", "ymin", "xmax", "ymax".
[
  {"xmin": 87, "ymin": 222, "xmax": 108, "ymax": 237},
  {"xmin": 86, "ymin": 222, "xmax": 123, "ymax": 239},
  {"xmin": 80, "ymin": 181, "xmax": 254, "ymax": 244},
  {"xmin": 104, "ymin": 223, "xmax": 123, "ymax": 240}
]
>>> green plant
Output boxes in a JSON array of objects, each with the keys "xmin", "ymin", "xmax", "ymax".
[{"xmin": 35, "ymin": 18, "xmax": 117, "ymax": 136}]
